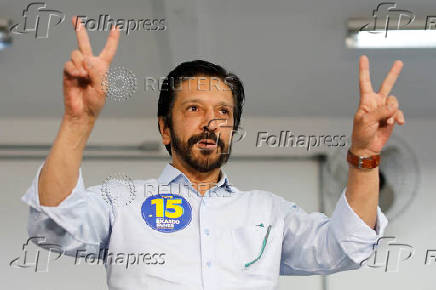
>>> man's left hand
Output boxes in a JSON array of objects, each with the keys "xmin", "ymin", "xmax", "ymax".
[{"xmin": 351, "ymin": 55, "xmax": 405, "ymax": 157}]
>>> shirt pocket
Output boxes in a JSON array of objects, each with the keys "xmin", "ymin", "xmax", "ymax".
[{"xmin": 231, "ymin": 225, "xmax": 279, "ymax": 280}]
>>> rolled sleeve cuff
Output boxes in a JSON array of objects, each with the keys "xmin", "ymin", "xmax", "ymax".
[
  {"xmin": 21, "ymin": 161, "xmax": 87, "ymax": 237},
  {"xmin": 21, "ymin": 161, "xmax": 85, "ymax": 208},
  {"xmin": 330, "ymin": 188, "xmax": 388, "ymax": 264}
]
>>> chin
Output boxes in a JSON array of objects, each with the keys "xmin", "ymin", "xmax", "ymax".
[
  {"xmin": 196, "ymin": 153, "xmax": 220, "ymax": 164},
  {"xmin": 188, "ymin": 151, "xmax": 224, "ymax": 172}
]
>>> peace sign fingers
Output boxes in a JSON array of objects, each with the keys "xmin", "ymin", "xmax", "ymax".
[
  {"xmin": 72, "ymin": 16, "xmax": 93, "ymax": 56},
  {"xmin": 378, "ymin": 60, "xmax": 404, "ymax": 97},
  {"xmin": 99, "ymin": 25, "xmax": 121, "ymax": 63},
  {"xmin": 359, "ymin": 55, "xmax": 374, "ymax": 96}
]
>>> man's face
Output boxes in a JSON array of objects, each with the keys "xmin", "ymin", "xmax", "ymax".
[{"xmin": 160, "ymin": 76, "xmax": 235, "ymax": 172}]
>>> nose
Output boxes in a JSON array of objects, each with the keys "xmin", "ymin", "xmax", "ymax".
[
  {"xmin": 201, "ymin": 108, "xmax": 217, "ymax": 131},
  {"xmin": 201, "ymin": 107, "xmax": 230, "ymax": 133},
  {"xmin": 203, "ymin": 118, "xmax": 229, "ymax": 132}
]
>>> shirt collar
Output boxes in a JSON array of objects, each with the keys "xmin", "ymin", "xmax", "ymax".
[{"xmin": 157, "ymin": 163, "xmax": 236, "ymax": 193}]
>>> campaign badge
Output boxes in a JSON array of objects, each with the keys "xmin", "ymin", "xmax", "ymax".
[{"xmin": 141, "ymin": 194, "xmax": 192, "ymax": 233}]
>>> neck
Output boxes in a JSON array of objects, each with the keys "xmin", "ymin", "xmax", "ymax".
[{"xmin": 171, "ymin": 155, "xmax": 221, "ymax": 196}]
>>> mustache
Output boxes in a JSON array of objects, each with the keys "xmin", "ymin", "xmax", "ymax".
[{"xmin": 187, "ymin": 131, "xmax": 225, "ymax": 149}]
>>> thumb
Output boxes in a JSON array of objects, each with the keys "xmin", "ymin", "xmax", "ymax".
[
  {"xmin": 83, "ymin": 56, "xmax": 93, "ymax": 70},
  {"xmin": 369, "ymin": 102, "xmax": 398, "ymax": 123}
]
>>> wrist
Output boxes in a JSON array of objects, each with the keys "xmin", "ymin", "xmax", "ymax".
[
  {"xmin": 349, "ymin": 145, "xmax": 379, "ymax": 158},
  {"xmin": 57, "ymin": 115, "xmax": 95, "ymax": 150},
  {"xmin": 62, "ymin": 114, "xmax": 96, "ymax": 130}
]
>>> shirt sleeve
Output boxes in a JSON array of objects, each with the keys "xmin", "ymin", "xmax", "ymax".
[
  {"xmin": 279, "ymin": 188, "xmax": 388, "ymax": 275},
  {"xmin": 21, "ymin": 162, "xmax": 116, "ymax": 257}
]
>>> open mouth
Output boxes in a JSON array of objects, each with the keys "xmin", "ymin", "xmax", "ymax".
[{"xmin": 197, "ymin": 139, "xmax": 218, "ymax": 149}]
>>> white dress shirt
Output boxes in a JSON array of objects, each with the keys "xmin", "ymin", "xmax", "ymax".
[{"xmin": 21, "ymin": 162, "xmax": 388, "ymax": 290}]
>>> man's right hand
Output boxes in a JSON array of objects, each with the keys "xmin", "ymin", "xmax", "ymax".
[
  {"xmin": 38, "ymin": 17, "xmax": 120, "ymax": 207},
  {"xmin": 63, "ymin": 16, "xmax": 120, "ymax": 123}
]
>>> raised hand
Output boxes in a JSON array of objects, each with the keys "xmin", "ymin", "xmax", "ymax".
[
  {"xmin": 351, "ymin": 55, "xmax": 405, "ymax": 156},
  {"xmin": 63, "ymin": 16, "xmax": 120, "ymax": 122}
]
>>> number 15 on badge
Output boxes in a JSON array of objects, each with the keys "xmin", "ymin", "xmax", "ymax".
[{"xmin": 141, "ymin": 194, "xmax": 192, "ymax": 233}]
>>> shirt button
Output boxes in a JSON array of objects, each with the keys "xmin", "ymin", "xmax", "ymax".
[
  {"xmin": 204, "ymin": 229, "xmax": 210, "ymax": 236},
  {"xmin": 206, "ymin": 261, "xmax": 212, "ymax": 267}
]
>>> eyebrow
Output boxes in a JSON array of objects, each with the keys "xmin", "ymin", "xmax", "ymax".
[{"xmin": 180, "ymin": 99, "xmax": 233, "ymax": 108}]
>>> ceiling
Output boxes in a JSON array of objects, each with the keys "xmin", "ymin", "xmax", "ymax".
[{"xmin": 1, "ymin": 0, "xmax": 436, "ymax": 119}]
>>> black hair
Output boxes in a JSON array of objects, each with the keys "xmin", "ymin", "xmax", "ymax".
[{"xmin": 157, "ymin": 60, "xmax": 245, "ymax": 155}]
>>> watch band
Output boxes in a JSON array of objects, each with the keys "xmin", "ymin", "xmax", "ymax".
[{"xmin": 347, "ymin": 149, "xmax": 380, "ymax": 169}]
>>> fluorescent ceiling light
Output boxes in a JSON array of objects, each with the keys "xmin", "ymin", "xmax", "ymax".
[
  {"xmin": 347, "ymin": 30, "xmax": 436, "ymax": 48},
  {"xmin": 346, "ymin": 18, "xmax": 436, "ymax": 49}
]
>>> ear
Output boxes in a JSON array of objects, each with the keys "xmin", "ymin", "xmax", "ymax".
[{"xmin": 158, "ymin": 117, "xmax": 171, "ymax": 146}]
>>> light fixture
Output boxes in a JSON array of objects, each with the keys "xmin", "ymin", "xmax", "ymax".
[
  {"xmin": 346, "ymin": 18, "xmax": 436, "ymax": 48},
  {"xmin": 0, "ymin": 18, "xmax": 12, "ymax": 50}
]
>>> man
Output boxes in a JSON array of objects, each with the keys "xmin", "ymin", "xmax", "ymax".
[{"xmin": 21, "ymin": 16, "xmax": 405, "ymax": 289}]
